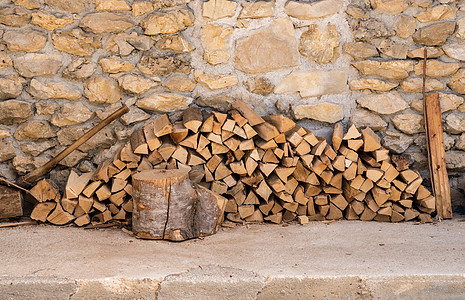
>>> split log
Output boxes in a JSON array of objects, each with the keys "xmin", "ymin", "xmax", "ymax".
[{"xmin": 0, "ymin": 185, "xmax": 23, "ymax": 219}]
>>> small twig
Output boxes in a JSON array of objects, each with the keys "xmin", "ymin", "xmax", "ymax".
[{"xmin": 0, "ymin": 220, "xmax": 37, "ymax": 228}]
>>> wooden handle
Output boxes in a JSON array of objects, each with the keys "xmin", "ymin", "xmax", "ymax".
[{"xmin": 22, "ymin": 105, "xmax": 130, "ymax": 184}]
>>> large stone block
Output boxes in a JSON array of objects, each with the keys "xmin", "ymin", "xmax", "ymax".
[
  {"xmin": 300, "ymin": 24, "xmax": 340, "ymax": 64},
  {"xmin": 0, "ymin": 76, "xmax": 24, "ymax": 100},
  {"xmin": 84, "ymin": 75, "xmax": 121, "ymax": 104},
  {"xmin": 352, "ymin": 60, "xmax": 413, "ymax": 80},
  {"xmin": 80, "ymin": 12, "xmax": 135, "ymax": 33},
  {"xmin": 392, "ymin": 113, "xmax": 424, "ymax": 135},
  {"xmin": 3, "ymin": 29, "xmax": 46, "ymax": 52},
  {"xmin": 349, "ymin": 78, "xmax": 398, "ymax": 92},
  {"xmin": 0, "ymin": 100, "xmax": 32, "ymax": 125},
  {"xmin": 118, "ymin": 74, "xmax": 158, "ymax": 94},
  {"xmin": 239, "ymin": 1, "xmax": 273, "ymax": 19},
  {"xmin": 357, "ymin": 92, "xmax": 408, "ymax": 114},
  {"xmin": 234, "ymin": 18, "xmax": 299, "ymax": 74},
  {"xmin": 342, "ymin": 42, "xmax": 379, "ymax": 60},
  {"xmin": 275, "ymin": 70, "xmax": 346, "ymax": 98},
  {"xmin": 400, "ymin": 77, "xmax": 446, "ymax": 93},
  {"xmin": 95, "ymin": 0, "xmax": 131, "ymax": 11},
  {"xmin": 163, "ymin": 74, "xmax": 195, "ymax": 92},
  {"xmin": 383, "ymin": 130, "xmax": 413, "ymax": 153},
  {"xmin": 136, "ymin": 93, "xmax": 193, "ymax": 112},
  {"xmin": 13, "ymin": 53, "xmax": 62, "ymax": 78},
  {"xmin": 371, "ymin": 0, "xmax": 409, "ymax": 14},
  {"xmin": 31, "ymin": 11, "xmax": 73, "ymax": 30},
  {"xmin": 29, "ymin": 79, "xmax": 82, "ymax": 101},
  {"xmin": 194, "ymin": 71, "xmax": 238, "ymax": 90},
  {"xmin": 449, "ymin": 69, "xmax": 465, "ymax": 94},
  {"xmin": 415, "ymin": 4, "xmax": 455, "ymax": 23},
  {"xmin": 284, "ymin": 0, "xmax": 342, "ymax": 20},
  {"xmin": 293, "ymin": 103, "xmax": 343, "ymax": 123},
  {"xmin": 446, "ymin": 151, "xmax": 465, "ymax": 172},
  {"xmin": 414, "ymin": 60, "xmax": 462, "ymax": 77},
  {"xmin": 444, "ymin": 112, "xmax": 465, "ymax": 134},
  {"xmin": 141, "ymin": 9, "xmax": 194, "ymax": 35},
  {"xmin": 443, "ymin": 44, "xmax": 465, "ymax": 61},
  {"xmin": 0, "ymin": 7, "xmax": 31, "ymax": 27},
  {"xmin": 51, "ymin": 102, "xmax": 93, "ymax": 127},
  {"xmin": 201, "ymin": 23, "xmax": 233, "ymax": 65},
  {"xmin": 44, "ymin": 0, "xmax": 91, "ymax": 13},
  {"xmin": 52, "ymin": 29, "xmax": 101, "ymax": 57},
  {"xmin": 350, "ymin": 109, "xmax": 387, "ymax": 131},
  {"xmin": 202, "ymin": 0, "xmax": 237, "ymax": 20},
  {"xmin": 412, "ymin": 21, "xmax": 456, "ymax": 46},
  {"xmin": 0, "ymin": 139, "xmax": 15, "ymax": 162},
  {"xmin": 14, "ymin": 120, "xmax": 56, "ymax": 140}
]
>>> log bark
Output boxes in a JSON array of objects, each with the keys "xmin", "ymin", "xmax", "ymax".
[{"xmin": 0, "ymin": 185, "xmax": 23, "ymax": 219}]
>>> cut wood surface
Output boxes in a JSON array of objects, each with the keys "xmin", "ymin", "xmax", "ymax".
[{"xmin": 29, "ymin": 99, "xmax": 434, "ymax": 230}]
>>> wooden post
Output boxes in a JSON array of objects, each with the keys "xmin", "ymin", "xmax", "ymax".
[{"xmin": 424, "ymin": 93, "xmax": 452, "ymax": 219}]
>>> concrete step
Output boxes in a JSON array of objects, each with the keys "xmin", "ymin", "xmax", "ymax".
[{"xmin": 1, "ymin": 220, "xmax": 464, "ymax": 299}]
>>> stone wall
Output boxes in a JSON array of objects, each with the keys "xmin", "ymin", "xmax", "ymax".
[{"xmin": 0, "ymin": 0, "xmax": 464, "ymax": 205}]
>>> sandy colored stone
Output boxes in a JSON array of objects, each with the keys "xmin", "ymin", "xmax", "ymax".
[
  {"xmin": 376, "ymin": 40, "xmax": 408, "ymax": 59},
  {"xmin": 411, "ymin": 93, "xmax": 464, "ymax": 113},
  {"xmin": 63, "ymin": 58, "xmax": 97, "ymax": 80},
  {"xmin": 20, "ymin": 140, "xmax": 56, "ymax": 156},
  {"xmin": 349, "ymin": 79, "xmax": 398, "ymax": 92},
  {"xmin": 345, "ymin": 5, "xmax": 368, "ymax": 18},
  {"xmin": 351, "ymin": 60, "xmax": 413, "ymax": 80},
  {"xmin": 126, "ymin": 33, "xmax": 154, "ymax": 51},
  {"xmin": 443, "ymin": 44, "xmax": 465, "ymax": 61},
  {"xmin": 138, "ymin": 53, "xmax": 191, "ymax": 76},
  {"xmin": 35, "ymin": 101, "xmax": 59, "ymax": 116},
  {"xmin": 0, "ymin": 52, "xmax": 12, "ymax": 70},
  {"xmin": 407, "ymin": 47, "xmax": 444, "ymax": 59},
  {"xmin": 400, "ymin": 77, "xmax": 446, "ymax": 93},
  {"xmin": 141, "ymin": 9, "xmax": 194, "ymax": 35},
  {"xmin": 415, "ymin": 4, "xmax": 455, "ymax": 22},
  {"xmin": 13, "ymin": 53, "xmax": 62, "ymax": 78},
  {"xmin": 342, "ymin": 42, "xmax": 379, "ymax": 60},
  {"xmin": 195, "ymin": 71, "xmax": 238, "ymax": 90},
  {"xmin": 370, "ymin": 0, "xmax": 409, "ymax": 14},
  {"xmin": 351, "ymin": 19, "xmax": 394, "ymax": 41},
  {"xmin": 235, "ymin": 18, "xmax": 299, "ymax": 74},
  {"xmin": 412, "ymin": 21, "xmax": 456, "ymax": 46},
  {"xmin": 456, "ymin": 134, "xmax": 465, "ymax": 150},
  {"xmin": 0, "ymin": 139, "xmax": 15, "ymax": 162},
  {"xmin": 13, "ymin": 0, "xmax": 41, "ymax": 9},
  {"xmin": 44, "ymin": 0, "xmax": 90, "ymax": 13},
  {"xmin": 31, "ymin": 11, "xmax": 73, "ymax": 31},
  {"xmin": 201, "ymin": 23, "xmax": 233, "ymax": 65},
  {"xmin": 275, "ymin": 70, "xmax": 346, "ymax": 98},
  {"xmin": 357, "ymin": 92, "xmax": 408, "ymax": 115},
  {"xmin": 395, "ymin": 15, "xmax": 416, "ymax": 38},
  {"xmin": 445, "ymin": 112, "xmax": 465, "ymax": 134},
  {"xmin": 457, "ymin": 18, "xmax": 465, "ymax": 39},
  {"xmin": 244, "ymin": 77, "xmax": 274, "ymax": 96},
  {"xmin": 120, "ymin": 107, "xmax": 150, "ymax": 126},
  {"xmin": 194, "ymin": 95, "xmax": 234, "ymax": 112},
  {"xmin": 118, "ymin": 74, "xmax": 158, "ymax": 94},
  {"xmin": 449, "ymin": 69, "xmax": 465, "ymax": 94},
  {"xmin": 0, "ymin": 7, "xmax": 31, "ymax": 27},
  {"xmin": 51, "ymin": 102, "xmax": 93, "ymax": 127},
  {"xmin": 293, "ymin": 103, "xmax": 343, "ymax": 123},
  {"xmin": 383, "ymin": 130, "xmax": 413, "ymax": 153},
  {"xmin": 0, "ymin": 100, "xmax": 32, "ymax": 125},
  {"xmin": 414, "ymin": 60, "xmax": 462, "ymax": 77},
  {"xmin": 392, "ymin": 113, "xmax": 424, "ymax": 135},
  {"xmin": 132, "ymin": 1, "xmax": 154, "ymax": 17},
  {"xmin": 84, "ymin": 75, "xmax": 121, "ymax": 104},
  {"xmin": 285, "ymin": 0, "xmax": 342, "ymax": 20},
  {"xmin": 14, "ymin": 120, "xmax": 56, "ymax": 140},
  {"xmin": 0, "ymin": 76, "xmax": 23, "ymax": 100},
  {"xmin": 80, "ymin": 12, "xmax": 134, "ymax": 33},
  {"xmin": 99, "ymin": 56, "xmax": 134, "ymax": 73},
  {"xmin": 350, "ymin": 109, "xmax": 387, "ymax": 131},
  {"xmin": 95, "ymin": 103, "xmax": 123, "ymax": 120},
  {"xmin": 0, "ymin": 130, "xmax": 10, "ymax": 139},
  {"xmin": 29, "ymin": 79, "xmax": 82, "ymax": 101},
  {"xmin": 52, "ymin": 29, "xmax": 101, "ymax": 57},
  {"xmin": 136, "ymin": 93, "xmax": 193, "ymax": 112},
  {"xmin": 411, "ymin": 0, "xmax": 432, "ymax": 8},
  {"xmin": 300, "ymin": 24, "xmax": 340, "ymax": 64},
  {"xmin": 95, "ymin": 0, "xmax": 131, "ymax": 11},
  {"xmin": 3, "ymin": 30, "xmax": 46, "ymax": 52},
  {"xmin": 202, "ymin": 0, "xmax": 237, "ymax": 20},
  {"xmin": 239, "ymin": 1, "xmax": 273, "ymax": 19},
  {"xmin": 163, "ymin": 75, "xmax": 195, "ymax": 92},
  {"xmin": 156, "ymin": 35, "xmax": 195, "ymax": 53},
  {"xmin": 12, "ymin": 156, "xmax": 49, "ymax": 174}
]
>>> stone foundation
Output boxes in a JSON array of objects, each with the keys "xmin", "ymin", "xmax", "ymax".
[{"xmin": 0, "ymin": 0, "xmax": 464, "ymax": 207}]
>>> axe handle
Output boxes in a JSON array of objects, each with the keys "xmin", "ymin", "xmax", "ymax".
[{"xmin": 22, "ymin": 105, "xmax": 129, "ymax": 184}]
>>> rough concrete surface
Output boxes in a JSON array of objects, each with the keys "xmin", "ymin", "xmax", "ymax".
[{"xmin": 1, "ymin": 220, "xmax": 465, "ymax": 299}]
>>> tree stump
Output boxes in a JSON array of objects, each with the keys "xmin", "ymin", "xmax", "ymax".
[{"xmin": 132, "ymin": 169, "xmax": 226, "ymax": 241}]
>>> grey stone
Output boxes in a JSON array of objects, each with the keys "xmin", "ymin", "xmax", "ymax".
[
  {"xmin": 357, "ymin": 92, "xmax": 408, "ymax": 115},
  {"xmin": 444, "ymin": 112, "xmax": 465, "ymax": 134},
  {"xmin": 12, "ymin": 156, "xmax": 49, "ymax": 174},
  {"xmin": 392, "ymin": 113, "xmax": 424, "ymax": 135},
  {"xmin": 446, "ymin": 151, "xmax": 465, "ymax": 172},
  {"xmin": 80, "ymin": 12, "xmax": 135, "ymax": 33},
  {"xmin": 350, "ymin": 109, "xmax": 388, "ymax": 131},
  {"xmin": 20, "ymin": 140, "xmax": 56, "ymax": 156},
  {"xmin": 13, "ymin": 53, "xmax": 63, "ymax": 78},
  {"xmin": 383, "ymin": 130, "xmax": 413, "ymax": 153},
  {"xmin": 449, "ymin": 69, "xmax": 465, "ymax": 94},
  {"xmin": 0, "ymin": 277, "xmax": 77, "ymax": 300}
]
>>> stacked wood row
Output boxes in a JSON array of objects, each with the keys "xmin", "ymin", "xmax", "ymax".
[{"xmin": 29, "ymin": 100, "xmax": 434, "ymax": 226}]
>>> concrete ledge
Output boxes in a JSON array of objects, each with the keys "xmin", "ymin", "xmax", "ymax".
[{"xmin": 1, "ymin": 220, "xmax": 464, "ymax": 299}]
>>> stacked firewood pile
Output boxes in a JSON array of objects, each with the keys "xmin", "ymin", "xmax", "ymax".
[{"xmin": 29, "ymin": 100, "xmax": 435, "ymax": 226}]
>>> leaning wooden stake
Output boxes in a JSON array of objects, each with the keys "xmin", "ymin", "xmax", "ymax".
[
  {"xmin": 22, "ymin": 105, "xmax": 130, "ymax": 185},
  {"xmin": 422, "ymin": 49, "xmax": 452, "ymax": 219}
]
